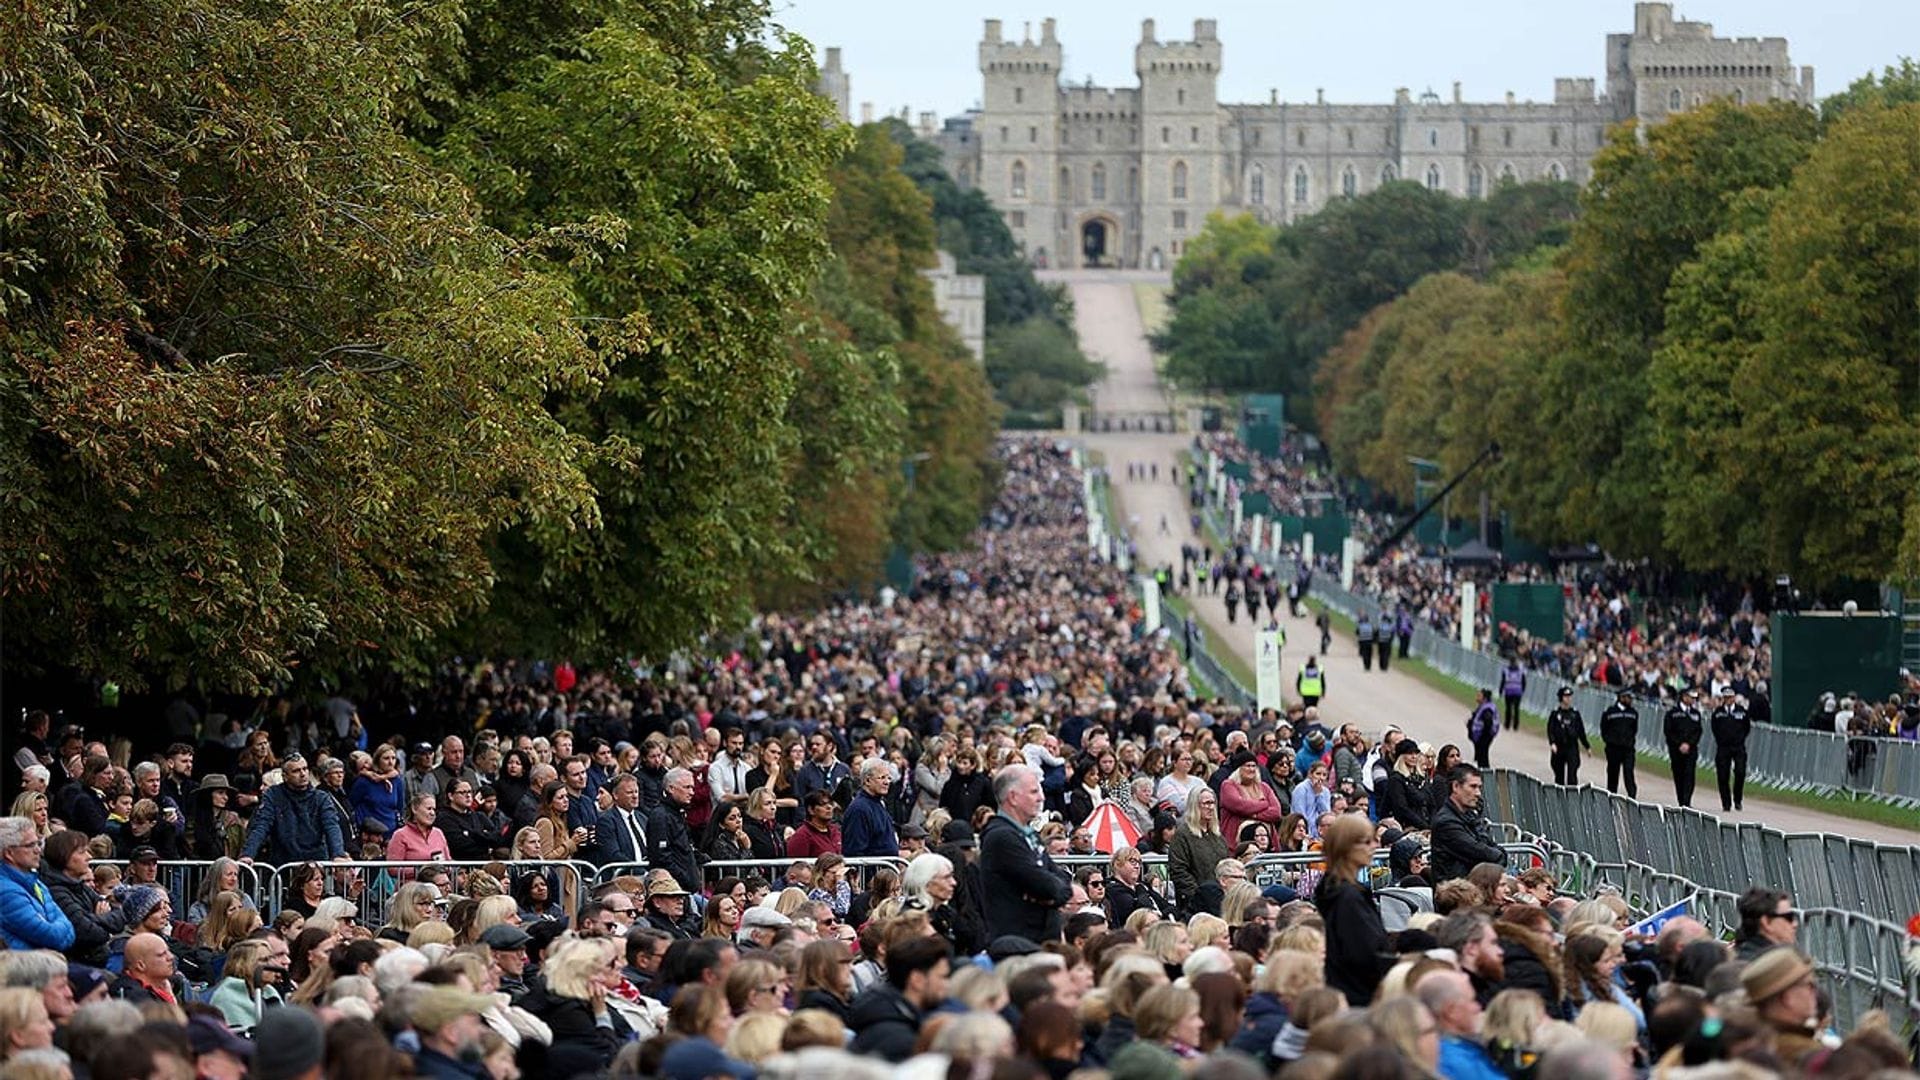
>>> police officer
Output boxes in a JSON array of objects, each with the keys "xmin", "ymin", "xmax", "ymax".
[
  {"xmin": 1373, "ymin": 619, "xmax": 1395, "ymax": 673},
  {"xmin": 1356, "ymin": 614, "xmax": 1376, "ymax": 670},
  {"xmin": 1712, "ymin": 690, "xmax": 1752, "ymax": 811},
  {"xmin": 1546, "ymin": 687, "xmax": 1591, "ymax": 786},
  {"xmin": 1664, "ymin": 688, "xmax": 1705, "ymax": 809},
  {"xmin": 1297, "ymin": 656, "xmax": 1326, "ymax": 708},
  {"xmin": 1600, "ymin": 688, "xmax": 1640, "ymax": 798}
]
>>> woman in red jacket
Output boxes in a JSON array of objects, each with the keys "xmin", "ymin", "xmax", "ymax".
[{"xmin": 1218, "ymin": 753, "xmax": 1283, "ymax": 852}]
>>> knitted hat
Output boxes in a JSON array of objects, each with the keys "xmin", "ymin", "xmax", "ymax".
[
  {"xmin": 1741, "ymin": 947, "xmax": 1814, "ymax": 1004},
  {"xmin": 252, "ymin": 1006, "xmax": 326, "ymax": 1080},
  {"xmin": 122, "ymin": 885, "xmax": 167, "ymax": 926},
  {"xmin": 1109, "ymin": 1042, "xmax": 1184, "ymax": 1080}
]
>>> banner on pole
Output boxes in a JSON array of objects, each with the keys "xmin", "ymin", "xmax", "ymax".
[
  {"xmin": 1256, "ymin": 628, "xmax": 1284, "ymax": 713},
  {"xmin": 1460, "ymin": 581, "xmax": 1477, "ymax": 650},
  {"xmin": 1628, "ymin": 896, "xmax": 1694, "ymax": 937},
  {"xmin": 1143, "ymin": 577, "xmax": 1162, "ymax": 634}
]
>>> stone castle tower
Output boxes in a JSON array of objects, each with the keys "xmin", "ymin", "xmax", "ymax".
[{"xmin": 942, "ymin": 3, "xmax": 1812, "ymax": 270}]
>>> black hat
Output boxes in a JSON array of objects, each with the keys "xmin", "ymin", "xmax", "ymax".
[
  {"xmin": 479, "ymin": 924, "xmax": 532, "ymax": 951},
  {"xmin": 1393, "ymin": 738, "xmax": 1423, "ymax": 759},
  {"xmin": 1224, "ymin": 749, "xmax": 1258, "ymax": 771},
  {"xmin": 1558, "ymin": 687, "xmax": 1574, "ymax": 699},
  {"xmin": 940, "ymin": 821, "xmax": 977, "ymax": 850},
  {"xmin": 129, "ymin": 846, "xmax": 160, "ymax": 863},
  {"xmin": 411, "ymin": 742, "xmax": 435, "ymax": 756},
  {"xmin": 1396, "ymin": 928, "xmax": 1440, "ymax": 955},
  {"xmin": 986, "ymin": 935, "xmax": 1042, "ymax": 962},
  {"xmin": 1616, "ymin": 687, "xmax": 1633, "ymax": 698},
  {"xmin": 898, "ymin": 823, "xmax": 928, "ymax": 840}
]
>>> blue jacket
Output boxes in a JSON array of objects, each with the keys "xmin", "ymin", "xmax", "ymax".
[
  {"xmin": 0, "ymin": 862, "xmax": 76, "ymax": 951},
  {"xmin": 1438, "ymin": 1035, "xmax": 1507, "ymax": 1080},
  {"xmin": 1230, "ymin": 991, "xmax": 1289, "ymax": 1061},
  {"xmin": 241, "ymin": 783, "xmax": 345, "ymax": 863},
  {"xmin": 841, "ymin": 792, "xmax": 898, "ymax": 858},
  {"xmin": 348, "ymin": 774, "xmax": 404, "ymax": 834}
]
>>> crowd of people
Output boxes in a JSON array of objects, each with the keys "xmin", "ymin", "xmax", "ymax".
[
  {"xmin": 0, "ymin": 437, "xmax": 1903, "ymax": 1080},
  {"xmin": 1195, "ymin": 432, "xmax": 1920, "ymax": 740}
]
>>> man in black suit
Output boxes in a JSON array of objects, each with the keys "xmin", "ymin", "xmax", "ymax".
[
  {"xmin": 590, "ymin": 773, "xmax": 647, "ymax": 868},
  {"xmin": 978, "ymin": 764, "xmax": 1072, "ymax": 942}
]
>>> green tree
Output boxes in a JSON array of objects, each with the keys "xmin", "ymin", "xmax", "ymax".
[
  {"xmin": 1819, "ymin": 58, "xmax": 1920, "ymax": 128},
  {"xmin": 1546, "ymin": 101, "xmax": 1819, "ymax": 555},
  {"xmin": 0, "ymin": 0, "xmax": 602, "ymax": 693},
  {"xmin": 985, "ymin": 318, "xmax": 1104, "ymax": 414},
  {"xmin": 429, "ymin": 11, "xmax": 851, "ymax": 661}
]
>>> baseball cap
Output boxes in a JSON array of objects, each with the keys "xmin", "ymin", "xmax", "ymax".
[
  {"xmin": 129, "ymin": 846, "xmax": 160, "ymax": 863},
  {"xmin": 940, "ymin": 821, "xmax": 977, "ymax": 850},
  {"xmin": 479, "ymin": 924, "xmax": 532, "ymax": 950}
]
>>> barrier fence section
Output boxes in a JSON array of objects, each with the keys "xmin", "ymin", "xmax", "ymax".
[
  {"xmin": 1196, "ymin": 500, "xmax": 1920, "ymax": 804},
  {"xmin": 263, "ymin": 860, "xmax": 598, "ymax": 928},
  {"xmin": 1484, "ymin": 769, "xmax": 1920, "ymax": 1031}
]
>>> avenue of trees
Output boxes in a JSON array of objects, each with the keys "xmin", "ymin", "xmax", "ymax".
[
  {"xmin": 1166, "ymin": 65, "xmax": 1920, "ymax": 589},
  {"xmin": 0, "ymin": 0, "xmax": 999, "ymax": 696}
]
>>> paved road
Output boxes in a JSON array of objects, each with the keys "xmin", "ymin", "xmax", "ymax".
[{"xmin": 1063, "ymin": 271, "xmax": 1912, "ymax": 846}]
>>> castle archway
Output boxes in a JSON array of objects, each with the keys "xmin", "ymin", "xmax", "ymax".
[{"xmin": 1079, "ymin": 213, "xmax": 1122, "ymax": 268}]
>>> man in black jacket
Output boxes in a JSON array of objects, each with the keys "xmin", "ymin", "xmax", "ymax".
[
  {"xmin": 978, "ymin": 764, "xmax": 1072, "ymax": 942},
  {"xmin": 1428, "ymin": 765, "xmax": 1505, "ymax": 885},
  {"xmin": 645, "ymin": 767, "xmax": 702, "ymax": 893},
  {"xmin": 848, "ymin": 935, "xmax": 951, "ymax": 1062},
  {"xmin": 1712, "ymin": 691, "xmax": 1752, "ymax": 811},
  {"xmin": 1600, "ymin": 689, "xmax": 1641, "ymax": 798},
  {"xmin": 1665, "ymin": 689, "xmax": 1705, "ymax": 808},
  {"xmin": 1546, "ymin": 688, "xmax": 1591, "ymax": 786}
]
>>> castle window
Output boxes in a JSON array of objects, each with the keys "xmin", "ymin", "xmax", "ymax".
[
  {"xmin": 1173, "ymin": 210, "xmax": 1188, "ymax": 230},
  {"xmin": 1733, "ymin": 87, "xmax": 1745, "ymax": 105},
  {"xmin": 1000, "ymin": 126, "xmax": 1009, "ymax": 143},
  {"xmin": 1161, "ymin": 126, "xmax": 1170, "ymax": 144},
  {"xmin": 1029, "ymin": 126, "xmax": 1038, "ymax": 143},
  {"xmin": 1293, "ymin": 166, "xmax": 1309, "ymax": 204},
  {"xmin": 1502, "ymin": 127, "xmax": 1512, "ymax": 148},
  {"xmin": 1296, "ymin": 128, "xmax": 1306, "ymax": 147},
  {"xmin": 1128, "ymin": 166, "xmax": 1139, "ymax": 199},
  {"xmin": 1014, "ymin": 87, "xmax": 1024, "ymax": 105},
  {"xmin": 1669, "ymin": 88, "xmax": 1682, "ymax": 111},
  {"xmin": 1252, "ymin": 127, "xmax": 1261, "ymax": 146},
  {"xmin": 1011, "ymin": 160, "xmax": 1027, "ymax": 198},
  {"xmin": 1500, "ymin": 163, "xmax": 1515, "ymax": 183},
  {"xmin": 1345, "ymin": 128, "xmax": 1354, "ymax": 148},
  {"xmin": 1060, "ymin": 166, "xmax": 1072, "ymax": 200},
  {"xmin": 1009, "ymin": 210, "xmax": 1025, "ymax": 229},
  {"xmin": 1096, "ymin": 127, "xmax": 1104, "ymax": 144},
  {"xmin": 1250, "ymin": 166, "xmax": 1265, "ymax": 205},
  {"xmin": 1381, "ymin": 163, "xmax": 1397, "ymax": 184},
  {"xmin": 1425, "ymin": 164, "xmax": 1442, "ymax": 191},
  {"xmin": 1471, "ymin": 127, "xmax": 1481, "ymax": 148},
  {"xmin": 1342, "ymin": 166, "xmax": 1356, "ymax": 197},
  {"xmin": 1172, "ymin": 161, "xmax": 1188, "ymax": 200},
  {"xmin": 1549, "ymin": 127, "xmax": 1561, "ymax": 148},
  {"xmin": 1092, "ymin": 164, "xmax": 1107, "ymax": 200},
  {"xmin": 1385, "ymin": 126, "xmax": 1396, "ymax": 146},
  {"xmin": 1177, "ymin": 88, "xmax": 1186, "ymax": 105},
  {"xmin": 1468, "ymin": 165, "xmax": 1483, "ymax": 199},
  {"xmin": 1428, "ymin": 129, "xmax": 1437, "ymax": 147},
  {"xmin": 1190, "ymin": 125, "xmax": 1199, "ymax": 143},
  {"xmin": 1547, "ymin": 161, "xmax": 1564, "ymax": 181}
]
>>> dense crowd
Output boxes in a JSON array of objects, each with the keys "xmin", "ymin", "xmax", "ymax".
[
  {"xmin": 0, "ymin": 438, "xmax": 1903, "ymax": 1080},
  {"xmin": 1198, "ymin": 432, "xmax": 1920, "ymax": 738}
]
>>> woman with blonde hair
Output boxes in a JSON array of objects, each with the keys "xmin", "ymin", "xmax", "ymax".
[
  {"xmin": 1220, "ymin": 881, "xmax": 1264, "ymax": 928},
  {"xmin": 407, "ymin": 921, "xmax": 456, "ymax": 950},
  {"xmin": 1142, "ymin": 920, "xmax": 1193, "ymax": 981},
  {"xmin": 1365, "ymin": 995, "xmax": 1441, "ymax": 1075},
  {"xmin": 1187, "ymin": 912, "xmax": 1230, "ymax": 952},
  {"xmin": 208, "ymin": 939, "xmax": 284, "ymax": 1033},
  {"xmin": 725, "ymin": 1011, "xmax": 786, "ymax": 1065},
  {"xmin": 7, "ymin": 794, "xmax": 49, "ymax": 841},
  {"xmin": 1485, "ymin": 987, "xmax": 1549, "ymax": 1075},
  {"xmin": 1134, "ymin": 983, "xmax": 1205, "ymax": 1059},
  {"xmin": 200, "ymin": 891, "xmax": 261, "ymax": 954},
  {"xmin": 793, "ymin": 939, "xmax": 853, "ymax": 1022},
  {"xmin": 0, "ymin": 988, "xmax": 54, "ymax": 1060},
  {"xmin": 1573, "ymin": 1000, "xmax": 1639, "ymax": 1066},
  {"xmin": 780, "ymin": 1007, "xmax": 847, "ymax": 1052},
  {"xmin": 1124, "ymin": 906, "xmax": 1161, "ymax": 935},
  {"xmin": 468, "ymin": 894, "xmax": 520, "ymax": 943},
  {"xmin": 1232, "ymin": 949, "xmax": 1325, "ymax": 1059},
  {"xmin": 772, "ymin": 887, "xmax": 811, "ymax": 918},
  {"xmin": 724, "ymin": 957, "xmax": 790, "ymax": 1017},
  {"xmin": 521, "ymin": 937, "xmax": 622, "ymax": 1077},
  {"xmin": 1168, "ymin": 785, "xmax": 1228, "ymax": 915},
  {"xmin": 380, "ymin": 881, "xmax": 445, "ymax": 943}
]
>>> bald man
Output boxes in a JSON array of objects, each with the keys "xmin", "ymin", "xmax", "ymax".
[{"xmin": 113, "ymin": 932, "xmax": 182, "ymax": 1004}]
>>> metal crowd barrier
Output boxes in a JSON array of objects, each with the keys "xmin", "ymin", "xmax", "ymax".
[
  {"xmin": 261, "ymin": 859, "xmax": 597, "ymax": 928},
  {"xmin": 1200, "ymin": 497, "xmax": 1920, "ymax": 805},
  {"xmin": 587, "ymin": 856, "xmax": 909, "ymax": 893},
  {"xmin": 92, "ymin": 859, "xmax": 272, "ymax": 921}
]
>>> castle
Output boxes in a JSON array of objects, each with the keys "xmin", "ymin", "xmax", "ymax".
[{"xmin": 929, "ymin": 3, "xmax": 1813, "ymax": 270}]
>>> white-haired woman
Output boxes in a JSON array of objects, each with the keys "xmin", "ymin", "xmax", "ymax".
[
  {"xmin": 522, "ymin": 937, "xmax": 626, "ymax": 1077},
  {"xmin": 900, "ymin": 851, "xmax": 961, "ymax": 943}
]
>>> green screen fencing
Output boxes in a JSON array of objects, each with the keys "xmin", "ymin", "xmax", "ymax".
[
  {"xmin": 1492, "ymin": 582, "xmax": 1566, "ymax": 642},
  {"xmin": 1770, "ymin": 612, "xmax": 1903, "ymax": 729}
]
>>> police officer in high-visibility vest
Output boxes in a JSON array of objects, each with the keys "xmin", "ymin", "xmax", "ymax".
[
  {"xmin": 1297, "ymin": 657, "xmax": 1326, "ymax": 708},
  {"xmin": 1664, "ymin": 688, "xmax": 1705, "ymax": 808},
  {"xmin": 1600, "ymin": 688, "xmax": 1641, "ymax": 798}
]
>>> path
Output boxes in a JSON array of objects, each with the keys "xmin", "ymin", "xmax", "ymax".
[{"xmin": 1061, "ymin": 270, "xmax": 1912, "ymax": 846}]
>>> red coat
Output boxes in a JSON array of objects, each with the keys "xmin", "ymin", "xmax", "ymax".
[
  {"xmin": 786, "ymin": 822, "xmax": 842, "ymax": 859},
  {"xmin": 1220, "ymin": 779, "xmax": 1284, "ymax": 850}
]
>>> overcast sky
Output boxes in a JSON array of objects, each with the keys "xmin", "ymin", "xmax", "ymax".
[{"xmin": 771, "ymin": 1, "xmax": 1916, "ymax": 119}]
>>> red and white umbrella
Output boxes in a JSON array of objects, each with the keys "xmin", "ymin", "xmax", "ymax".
[{"xmin": 1083, "ymin": 802, "xmax": 1141, "ymax": 854}]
